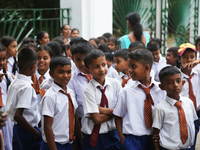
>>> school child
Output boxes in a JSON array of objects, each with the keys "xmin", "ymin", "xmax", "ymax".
[
  {"xmin": 82, "ymin": 49, "xmax": 121, "ymax": 150},
  {"xmin": 97, "ymin": 43, "xmax": 109, "ymax": 53},
  {"xmin": 165, "ymin": 47, "xmax": 179, "ymax": 66},
  {"xmin": 5, "ymin": 48, "xmax": 42, "ymax": 150},
  {"xmin": 36, "ymin": 31, "xmax": 50, "ymax": 46},
  {"xmin": 195, "ymin": 36, "xmax": 200, "ymax": 59},
  {"xmin": 152, "ymin": 66, "xmax": 197, "ymax": 150},
  {"xmin": 177, "ymin": 43, "xmax": 200, "ymax": 150},
  {"xmin": 128, "ymin": 41, "xmax": 145, "ymax": 51},
  {"xmin": 113, "ymin": 49, "xmax": 166, "ymax": 150},
  {"xmin": 71, "ymin": 28, "xmax": 80, "ymax": 39},
  {"xmin": 89, "ymin": 38, "xmax": 99, "ymax": 48},
  {"xmin": 107, "ymin": 36, "xmax": 118, "ymax": 54},
  {"xmin": 97, "ymin": 36, "xmax": 107, "ymax": 44},
  {"xmin": 114, "ymin": 49, "xmax": 133, "ymax": 87},
  {"xmin": 0, "ymin": 36, "xmax": 18, "ymax": 77},
  {"xmin": 35, "ymin": 45, "xmax": 53, "ymax": 85},
  {"xmin": 40, "ymin": 56, "xmax": 80, "ymax": 150},
  {"xmin": 104, "ymin": 52, "xmax": 118, "ymax": 78},
  {"xmin": 68, "ymin": 40, "xmax": 92, "ymax": 119},
  {"xmin": 60, "ymin": 24, "xmax": 71, "ymax": 44},
  {"xmin": 0, "ymin": 44, "xmax": 13, "ymax": 150},
  {"xmin": 147, "ymin": 40, "xmax": 167, "ymax": 82}
]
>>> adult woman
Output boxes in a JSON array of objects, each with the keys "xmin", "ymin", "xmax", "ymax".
[
  {"xmin": 60, "ymin": 24, "xmax": 71, "ymax": 44},
  {"xmin": 118, "ymin": 12, "xmax": 149, "ymax": 49}
]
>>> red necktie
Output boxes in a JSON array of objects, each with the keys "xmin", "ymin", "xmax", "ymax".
[
  {"xmin": 5, "ymin": 61, "xmax": 8, "ymax": 71},
  {"xmin": 31, "ymin": 74, "xmax": 45, "ymax": 98},
  {"xmin": 59, "ymin": 90, "xmax": 76, "ymax": 141},
  {"xmin": 0, "ymin": 86, "xmax": 3, "ymax": 107},
  {"xmin": 89, "ymin": 86, "xmax": 108, "ymax": 147},
  {"xmin": 175, "ymin": 101, "xmax": 188, "ymax": 144},
  {"xmin": 185, "ymin": 74, "xmax": 197, "ymax": 111},
  {"xmin": 121, "ymin": 76, "xmax": 131, "ymax": 87},
  {"xmin": 138, "ymin": 84, "xmax": 154, "ymax": 129},
  {"xmin": 79, "ymin": 73, "xmax": 92, "ymax": 82},
  {"xmin": 39, "ymin": 75, "xmax": 44, "ymax": 85}
]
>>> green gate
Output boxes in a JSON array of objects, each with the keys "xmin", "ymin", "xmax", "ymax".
[
  {"xmin": 113, "ymin": 0, "xmax": 199, "ymax": 54},
  {"xmin": 0, "ymin": 8, "xmax": 71, "ymax": 48}
]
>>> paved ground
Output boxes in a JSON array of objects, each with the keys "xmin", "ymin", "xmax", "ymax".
[{"xmin": 196, "ymin": 133, "xmax": 200, "ymax": 150}]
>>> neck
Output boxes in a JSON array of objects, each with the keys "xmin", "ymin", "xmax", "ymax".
[
  {"xmin": 38, "ymin": 69, "xmax": 48, "ymax": 76},
  {"xmin": 139, "ymin": 75, "xmax": 151, "ymax": 87},
  {"xmin": 123, "ymin": 69, "xmax": 130, "ymax": 77},
  {"xmin": 167, "ymin": 94, "xmax": 180, "ymax": 101},
  {"xmin": 6, "ymin": 54, "xmax": 11, "ymax": 60},
  {"xmin": 19, "ymin": 70, "xmax": 31, "ymax": 76}
]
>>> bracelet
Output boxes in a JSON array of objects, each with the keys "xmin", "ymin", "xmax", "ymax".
[{"xmin": 120, "ymin": 137, "xmax": 125, "ymax": 142}]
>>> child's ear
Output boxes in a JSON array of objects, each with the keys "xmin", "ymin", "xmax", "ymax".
[
  {"xmin": 83, "ymin": 67, "xmax": 90, "ymax": 74},
  {"xmin": 159, "ymin": 83, "xmax": 165, "ymax": 90},
  {"xmin": 49, "ymin": 70, "xmax": 54, "ymax": 78},
  {"xmin": 158, "ymin": 48, "xmax": 161, "ymax": 53},
  {"xmin": 145, "ymin": 64, "xmax": 150, "ymax": 71}
]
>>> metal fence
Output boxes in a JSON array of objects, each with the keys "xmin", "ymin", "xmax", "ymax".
[{"xmin": 0, "ymin": 8, "xmax": 71, "ymax": 48}]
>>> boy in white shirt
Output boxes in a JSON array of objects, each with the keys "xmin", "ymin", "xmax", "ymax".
[
  {"xmin": 113, "ymin": 49, "xmax": 166, "ymax": 150},
  {"xmin": 82, "ymin": 49, "xmax": 121, "ymax": 150},
  {"xmin": 147, "ymin": 40, "xmax": 167, "ymax": 82},
  {"xmin": 104, "ymin": 52, "xmax": 118, "ymax": 78},
  {"xmin": 153, "ymin": 66, "xmax": 197, "ymax": 150},
  {"xmin": 40, "ymin": 56, "xmax": 80, "ymax": 150},
  {"xmin": 6, "ymin": 48, "xmax": 42, "ymax": 150}
]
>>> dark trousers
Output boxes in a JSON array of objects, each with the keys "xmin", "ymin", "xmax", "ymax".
[
  {"xmin": 13, "ymin": 124, "xmax": 42, "ymax": 150},
  {"xmin": 40, "ymin": 141, "xmax": 73, "ymax": 150}
]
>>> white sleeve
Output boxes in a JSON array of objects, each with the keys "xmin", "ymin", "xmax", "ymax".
[
  {"xmin": 152, "ymin": 106, "xmax": 164, "ymax": 129},
  {"xmin": 41, "ymin": 96, "xmax": 56, "ymax": 117}
]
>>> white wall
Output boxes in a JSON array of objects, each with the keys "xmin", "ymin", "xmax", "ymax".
[{"xmin": 60, "ymin": 0, "xmax": 113, "ymax": 40}]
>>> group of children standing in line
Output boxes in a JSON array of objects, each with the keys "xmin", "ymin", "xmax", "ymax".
[{"xmin": 0, "ymin": 25, "xmax": 200, "ymax": 150}]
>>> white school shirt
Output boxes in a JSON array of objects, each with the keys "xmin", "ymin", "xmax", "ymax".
[
  {"xmin": 5, "ymin": 73, "xmax": 40, "ymax": 127},
  {"xmin": 35, "ymin": 69, "xmax": 51, "ymax": 85},
  {"xmin": 117, "ymin": 72, "xmax": 135, "ymax": 87},
  {"xmin": 0, "ymin": 69, "xmax": 13, "ymax": 106},
  {"xmin": 152, "ymin": 54, "xmax": 167, "ymax": 82},
  {"xmin": 7, "ymin": 56, "xmax": 18, "ymax": 75},
  {"xmin": 106, "ymin": 66, "xmax": 118, "ymax": 78},
  {"xmin": 81, "ymin": 77, "xmax": 121, "ymax": 134},
  {"xmin": 41, "ymin": 82, "xmax": 78, "ymax": 144},
  {"xmin": 153, "ymin": 96, "xmax": 197, "ymax": 149},
  {"xmin": 68, "ymin": 68, "xmax": 90, "ymax": 118},
  {"xmin": 113, "ymin": 79, "xmax": 166, "ymax": 136},
  {"xmin": 179, "ymin": 65, "xmax": 200, "ymax": 110}
]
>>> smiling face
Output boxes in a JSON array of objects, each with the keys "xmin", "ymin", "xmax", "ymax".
[
  {"xmin": 37, "ymin": 50, "xmax": 51, "ymax": 75},
  {"xmin": 0, "ymin": 51, "xmax": 6, "ymax": 70},
  {"xmin": 159, "ymin": 73, "xmax": 183, "ymax": 100},
  {"xmin": 87, "ymin": 56, "xmax": 108, "ymax": 86},
  {"xmin": 150, "ymin": 49, "xmax": 161, "ymax": 63},
  {"xmin": 49, "ymin": 65, "xmax": 71, "ymax": 91},
  {"xmin": 6, "ymin": 41, "xmax": 18, "ymax": 58}
]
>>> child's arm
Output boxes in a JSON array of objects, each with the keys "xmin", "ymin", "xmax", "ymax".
[
  {"xmin": 90, "ymin": 113, "xmax": 113, "ymax": 125},
  {"xmin": 43, "ymin": 115, "xmax": 57, "ymax": 150},
  {"xmin": 98, "ymin": 107, "xmax": 114, "ymax": 116},
  {"xmin": 153, "ymin": 127, "xmax": 160, "ymax": 150},
  {"xmin": 115, "ymin": 116, "xmax": 125, "ymax": 147},
  {"xmin": 182, "ymin": 59, "xmax": 200, "ymax": 69},
  {"xmin": 14, "ymin": 108, "xmax": 40, "ymax": 140},
  {"xmin": 75, "ymin": 114, "xmax": 83, "ymax": 145}
]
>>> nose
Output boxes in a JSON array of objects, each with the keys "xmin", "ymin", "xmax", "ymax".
[
  {"xmin": 81, "ymin": 60, "xmax": 85, "ymax": 67},
  {"xmin": 114, "ymin": 63, "xmax": 117, "ymax": 68}
]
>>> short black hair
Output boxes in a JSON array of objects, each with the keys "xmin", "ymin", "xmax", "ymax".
[
  {"xmin": 71, "ymin": 40, "xmax": 92, "ymax": 56},
  {"xmin": 159, "ymin": 66, "xmax": 181, "ymax": 83},
  {"xmin": 97, "ymin": 43, "xmax": 109, "ymax": 52},
  {"xmin": 52, "ymin": 37, "xmax": 66, "ymax": 55},
  {"xmin": 102, "ymin": 33, "xmax": 112, "ymax": 39},
  {"xmin": 22, "ymin": 43, "xmax": 37, "ymax": 51},
  {"xmin": 151, "ymin": 38, "xmax": 161, "ymax": 48},
  {"xmin": 0, "ymin": 44, "xmax": 6, "ymax": 52},
  {"xmin": 47, "ymin": 41, "xmax": 61, "ymax": 57},
  {"xmin": 167, "ymin": 47, "xmax": 179, "ymax": 58},
  {"xmin": 108, "ymin": 36, "xmax": 118, "ymax": 46},
  {"xmin": 147, "ymin": 40, "xmax": 160, "ymax": 52},
  {"xmin": 70, "ymin": 37, "xmax": 84, "ymax": 46},
  {"xmin": 18, "ymin": 48, "xmax": 38, "ymax": 70},
  {"xmin": 0, "ymin": 36, "xmax": 16, "ymax": 47},
  {"xmin": 128, "ymin": 49, "xmax": 153, "ymax": 69},
  {"xmin": 89, "ymin": 38, "xmax": 99, "ymax": 46},
  {"xmin": 50, "ymin": 56, "xmax": 71, "ymax": 72},
  {"xmin": 83, "ymin": 49, "xmax": 105, "ymax": 68},
  {"xmin": 104, "ymin": 52, "xmax": 113, "ymax": 61},
  {"xmin": 114, "ymin": 49, "xmax": 131, "ymax": 61},
  {"xmin": 97, "ymin": 36, "xmax": 107, "ymax": 43},
  {"xmin": 129, "ymin": 41, "xmax": 145, "ymax": 51}
]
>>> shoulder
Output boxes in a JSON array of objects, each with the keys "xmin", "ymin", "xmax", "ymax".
[{"xmin": 118, "ymin": 35, "xmax": 128, "ymax": 41}]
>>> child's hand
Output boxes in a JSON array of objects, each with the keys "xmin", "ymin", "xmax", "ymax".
[
  {"xmin": 120, "ymin": 137, "xmax": 125, "ymax": 148},
  {"xmin": 182, "ymin": 59, "xmax": 200, "ymax": 69},
  {"xmin": 0, "ymin": 73, "xmax": 6, "ymax": 82},
  {"xmin": 11, "ymin": 74, "xmax": 15, "ymax": 79},
  {"xmin": 33, "ymin": 129, "xmax": 40, "ymax": 141},
  {"xmin": 153, "ymin": 134, "xmax": 160, "ymax": 143},
  {"xmin": 0, "ymin": 112, "xmax": 7, "ymax": 129}
]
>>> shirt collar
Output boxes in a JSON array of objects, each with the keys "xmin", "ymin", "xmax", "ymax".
[
  {"xmin": 91, "ymin": 77, "xmax": 111, "ymax": 89},
  {"xmin": 180, "ymin": 68, "xmax": 197, "ymax": 78},
  {"xmin": 165, "ymin": 95, "xmax": 182, "ymax": 106},
  {"xmin": 51, "ymin": 82, "xmax": 69, "ymax": 93},
  {"xmin": 7, "ymin": 56, "xmax": 14, "ymax": 64},
  {"xmin": 35, "ymin": 68, "xmax": 50, "ymax": 79},
  {"xmin": 16, "ymin": 73, "xmax": 33, "ymax": 84}
]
